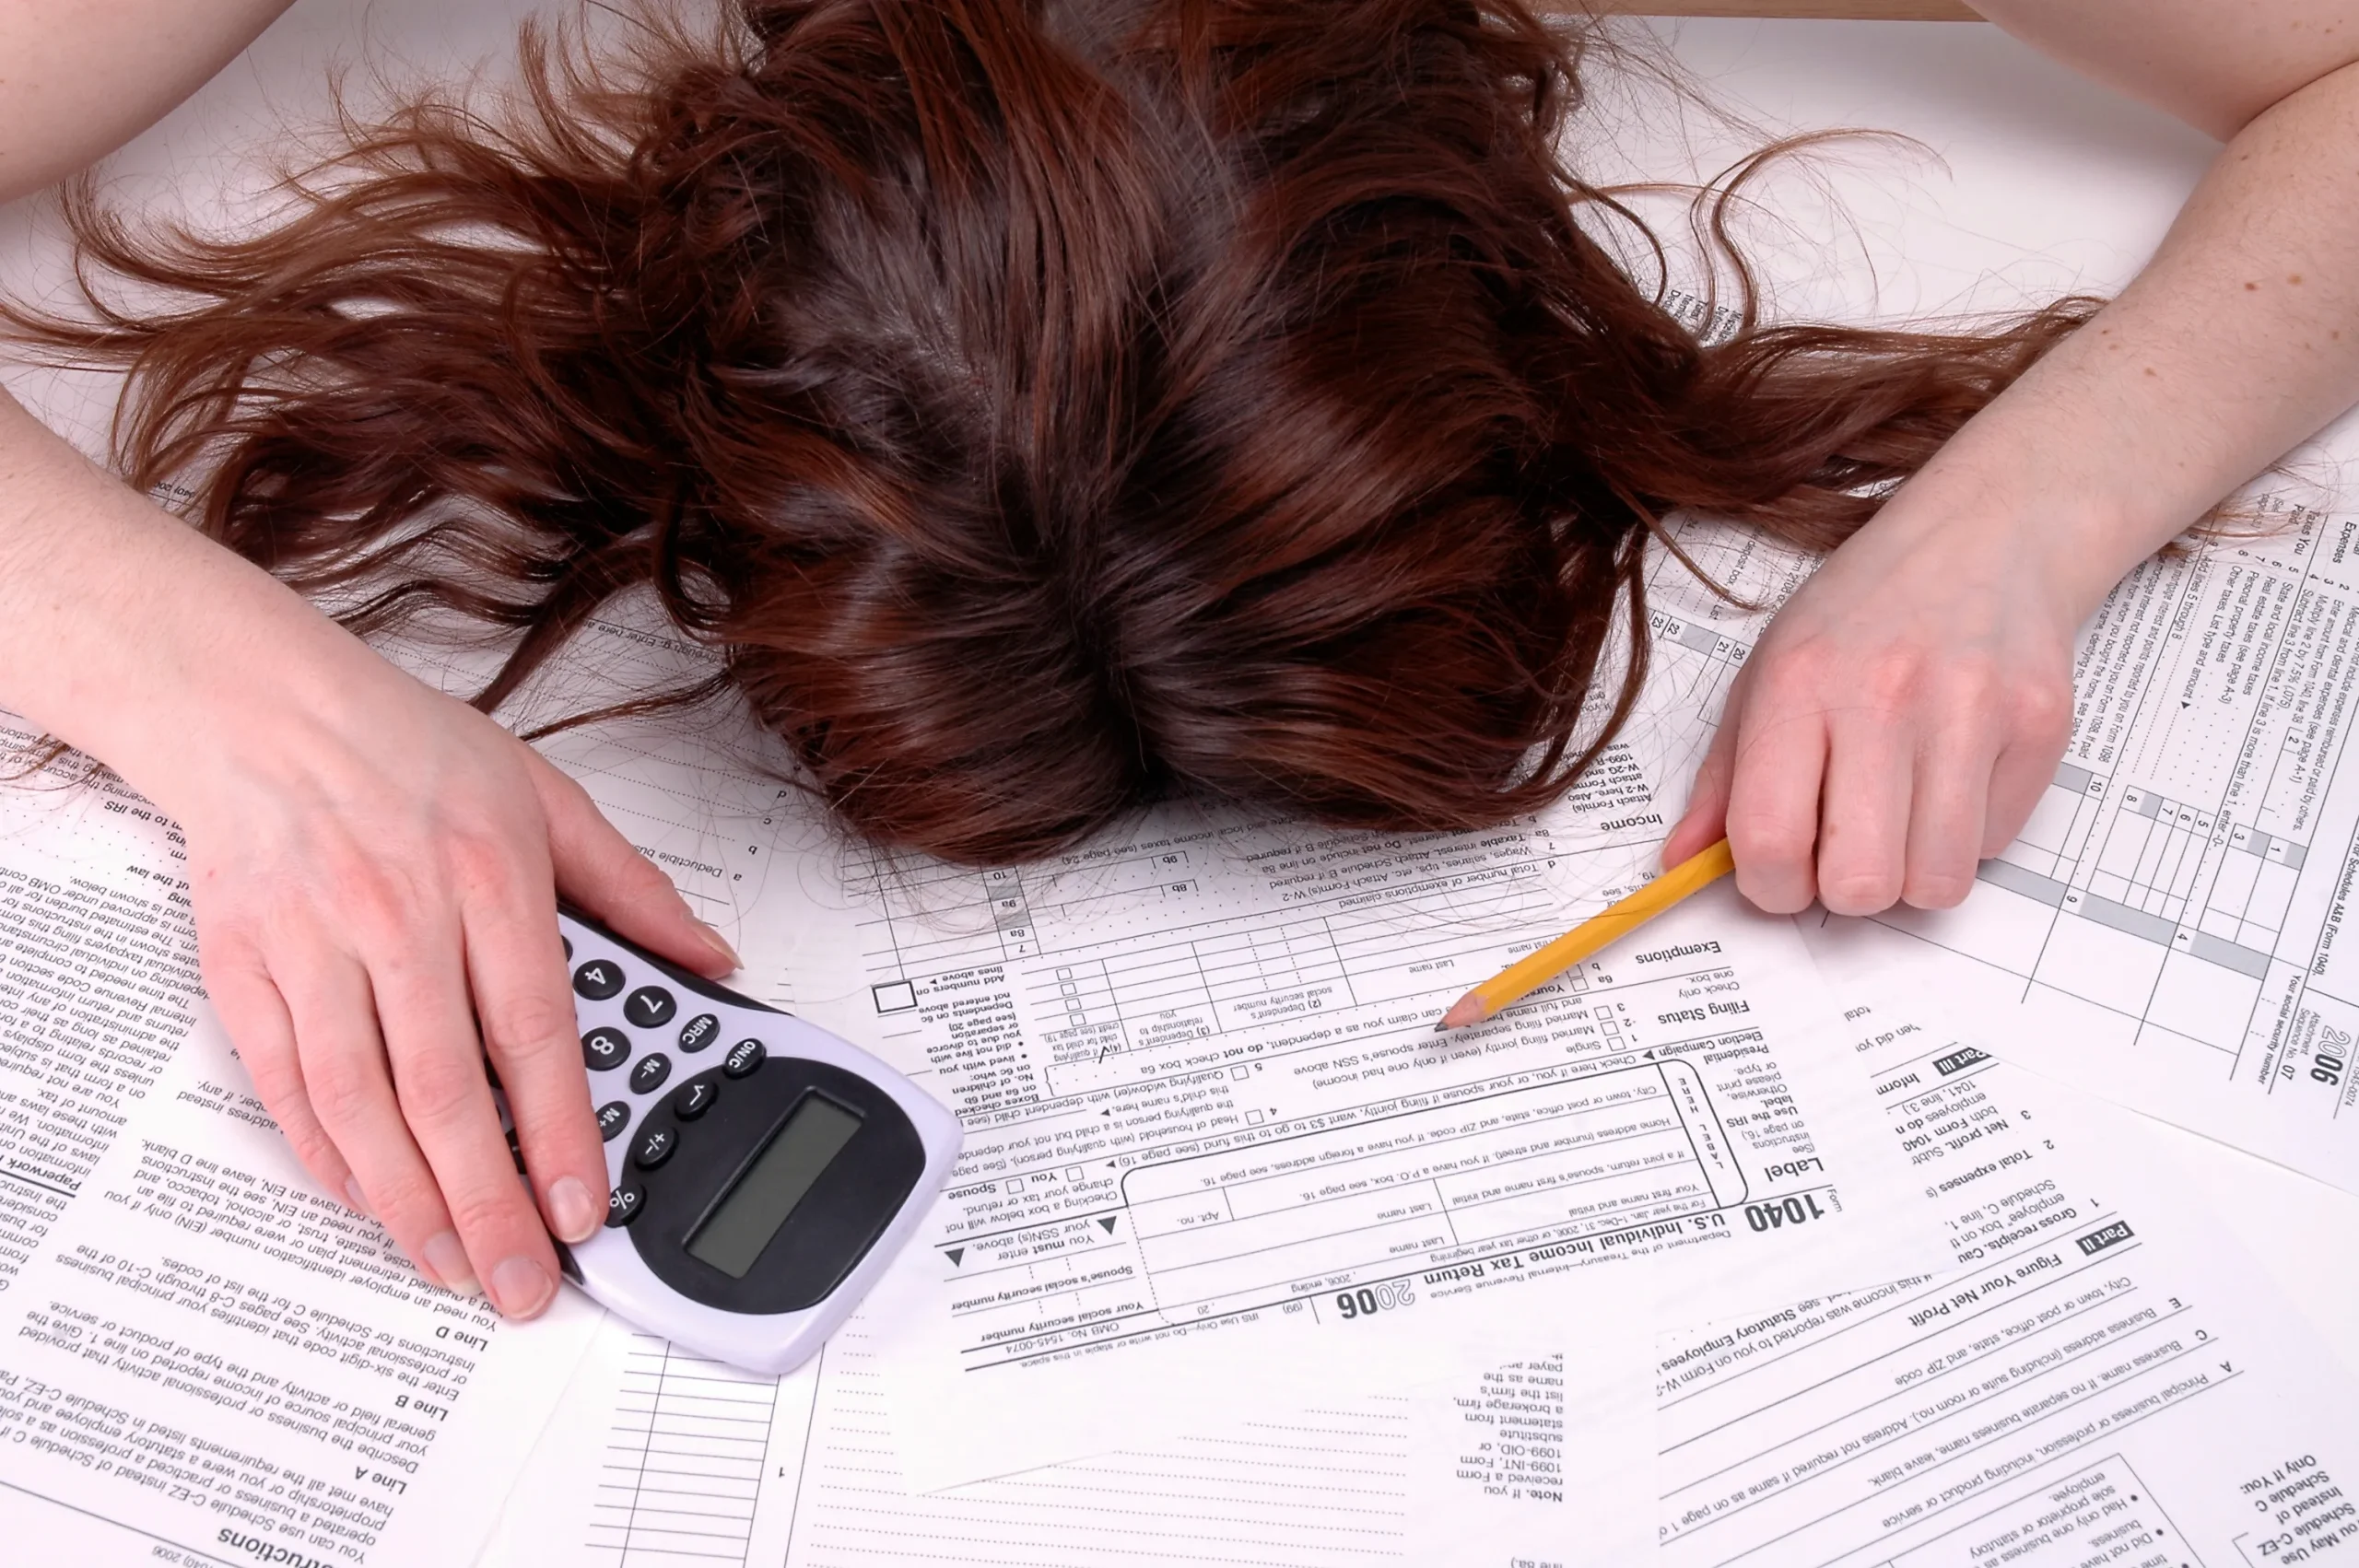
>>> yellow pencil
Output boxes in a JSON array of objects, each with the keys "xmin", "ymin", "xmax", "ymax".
[{"xmin": 1437, "ymin": 838, "xmax": 1736, "ymax": 1031}]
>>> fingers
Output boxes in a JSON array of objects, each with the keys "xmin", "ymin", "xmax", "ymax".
[
  {"xmin": 1815, "ymin": 708, "xmax": 1915, "ymax": 916},
  {"xmin": 1723, "ymin": 700, "xmax": 1828, "ymax": 916},
  {"xmin": 1721, "ymin": 665, "xmax": 2067, "ymax": 915},
  {"xmin": 1903, "ymin": 727, "xmax": 1995, "ymax": 910},
  {"xmin": 205, "ymin": 826, "xmax": 592, "ymax": 1320},
  {"xmin": 464, "ymin": 860, "xmax": 609, "ymax": 1250},
  {"xmin": 169, "ymin": 688, "xmax": 646, "ymax": 1323},
  {"xmin": 204, "ymin": 942, "xmax": 360, "ymax": 1214},
  {"xmin": 529, "ymin": 750, "xmax": 738, "ymax": 977},
  {"xmin": 274, "ymin": 941, "xmax": 475, "ymax": 1298},
  {"xmin": 1984, "ymin": 685, "xmax": 2075, "ymax": 859},
  {"xmin": 1664, "ymin": 703, "xmax": 1738, "ymax": 869},
  {"xmin": 370, "ymin": 922, "xmax": 566, "ymax": 1319}
]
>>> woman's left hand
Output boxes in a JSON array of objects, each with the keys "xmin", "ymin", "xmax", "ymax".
[
  {"xmin": 1661, "ymin": 493, "xmax": 2083, "ymax": 916},
  {"xmin": 1662, "ymin": 0, "xmax": 2359, "ymax": 913}
]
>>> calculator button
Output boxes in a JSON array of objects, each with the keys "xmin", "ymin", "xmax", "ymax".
[
  {"xmin": 630, "ymin": 1054, "xmax": 673, "ymax": 1095},
  {"xmin": 677, "ymin": 1013, "xmax": 722, "ymax": 1054},
  {"xmin": 595, "ymin": 1101, "xmax": 631, "ymax": 1141},
  {"xmin": 723, "ymin": 1038, "xmax": 767, "ymax": 1079},
  {"xmin": 670, "ymin": 1075, "xmax": 720, "ymax": 1121},
  {"xmin": 572, "ymin": 959, "xmax": 625, "ymax": 1000},
  {"xmin": 581, "ymin": 1027, "xmax": 631, "ymax": 1072},
  {"xmin": 561, "ymin": 934, "xmax": 573, "ymax": 960},
  {"xmin": 605, "ymin": 1182, "xmax": 644, "ymax": 1227},
  {"xmin": 632, "ymin": 1124, "xmax": 676, "ymax": 1171},
  {"xmin": 623, "ymin": 986, "xmax": 677, "ymax": 1028}
]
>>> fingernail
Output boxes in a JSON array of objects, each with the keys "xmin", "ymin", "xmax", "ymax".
[
  {"xmin": 422, "ymin": 1231, "xmax": 479, "ymax": 1297},
  {"xmin": 345, "ymin": 1180, "xmax": 374, "ymax": 1218},
  {"xmin": 695, "ymin": 920, "xmax": 741, "ymax": 974},
  {"xmin": 490, "ymin": 1256, "xmax": 555, "ymax": 1319},
  {"xmin": 547, "ymin": 1176, "xmax": 602, "ymax": 1244}
]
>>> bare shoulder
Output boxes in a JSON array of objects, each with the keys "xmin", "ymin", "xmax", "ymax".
[
  {"xmin": 0, "ymin": 0, "xmax": 299, "ymax": 205},
  {"xmin": 1970, "ymin": 0, "xmax": 2359, "ymax": 138}
]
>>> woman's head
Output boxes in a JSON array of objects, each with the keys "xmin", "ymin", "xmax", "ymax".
[{"xmin": 15, "ymin": 0, "xmax": 2085, "ymax": 861}]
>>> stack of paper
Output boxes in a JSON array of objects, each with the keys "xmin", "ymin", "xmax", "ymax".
[{"xmin": 3, "ymin": 7, "xmax": 2357, "ymax": 1568}]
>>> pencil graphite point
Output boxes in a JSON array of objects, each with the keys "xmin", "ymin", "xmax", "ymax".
[{"xmin": 1438, "ymin": 991, "xmax": 1490, "ymax": 1031}]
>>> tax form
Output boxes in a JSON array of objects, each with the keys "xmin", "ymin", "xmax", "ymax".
[
  {"xmin": 1657, "ymin": 1000, "xmax": 2359, "ymax": 1568},
  {"xmin": 474, "ymin": 1306, "xmax": 1652, "ymax": 1568},
  {"xmin": 485, "ymin": 1316, "xmax": 1434, "ymax": 1567},
  {"xmin": 779, "ymin": 778, "xmax": 1937, "ymax": 1485},
  {"xmin": 1802, "ymin": 503, "xmax": 2359, "ymax": 1191},
  {"xmin": 0, "ymin": 730, "xmax": 600, "ymax": 1568},
  {"xmin": 1406, "ymin": 1342, "xmax": 1654, "ymax": 1568},
  {"xmin": 1625, "ymin": 487, "xmax": 2359, "ymax": 1195}
]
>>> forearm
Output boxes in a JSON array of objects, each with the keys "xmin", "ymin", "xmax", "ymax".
[
  {"xmin": 1885, "ymin": 57, "xmax": 2359, "ymax": 615},
  {"xmin": 0, "ymin": 0, "xmax": 297, "ymax": 205},
  {"xmin": 0, "ymin": 385, "xmax": 710, "ymax": 1316},
  {"xmin": 0, "ymin": 386, "xmax": 357, "ymax": 803}
]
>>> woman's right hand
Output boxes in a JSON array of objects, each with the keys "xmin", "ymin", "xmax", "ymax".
[
  {"xmin": 0, "ymin": 389, "xmax": 736, "ymax": 1318},
  {"xmin": 175, "ymin": 647, "xmax": 740, "ymax": 1318}
]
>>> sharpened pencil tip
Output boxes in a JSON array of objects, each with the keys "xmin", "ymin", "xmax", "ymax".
[{"xmin": 1438, "ymin": 992, "xmax": 1490, "ymax": 1031}]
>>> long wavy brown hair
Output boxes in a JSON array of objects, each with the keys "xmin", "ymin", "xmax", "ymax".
[{"xmin": 9, "ymin": 0, "xmax": 2086, "ymax": 862}]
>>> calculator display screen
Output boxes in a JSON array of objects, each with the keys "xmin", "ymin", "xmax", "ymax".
[{"xmin": 687, "ymin": 1094, "xmax": 865, "ymax": 1280}]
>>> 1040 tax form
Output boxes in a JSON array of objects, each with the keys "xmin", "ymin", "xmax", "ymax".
[
  {"xmin": 1657, "ymin": 1002, "xmax": 2359, "ymax": 1568},
  {"xmin": 775, "ymin": 791, "xmax": 1942, "ymax": 1485}
]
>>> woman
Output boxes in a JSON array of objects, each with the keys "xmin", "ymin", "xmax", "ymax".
[{"xmin": 0, "ymin": 0, "xmax": 2352, "ymax": 1322}]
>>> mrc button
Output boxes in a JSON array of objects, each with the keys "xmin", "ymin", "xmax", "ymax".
[{"xmin": 678, "ymin": 1013, "xmax": 722, "ymax": 1054}]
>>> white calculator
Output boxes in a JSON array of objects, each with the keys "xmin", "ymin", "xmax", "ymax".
[{"xmin": 516, "ymin": 909, "xmax": 961, "ymax": 1375}]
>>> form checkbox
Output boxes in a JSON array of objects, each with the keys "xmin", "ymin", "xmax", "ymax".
[
  {"xmin": 1065, "ymin": 1164, "xmax": 1085, "ymax": 1182},
  {"xmin": 1004, "ymin": 1176, "xmax": 1026, "ymax": 1195},
  {"xmin": 1230, "ymin": 1065, "xmax": 1250, "ymax": 1081},
  {"xmin": 1599, "ymin": 1016, "xmax": 1620, "ymax": 1036},
  {"xmin": 1246, "ymin": 1109, "xmax": 1264, "ymax": 1125},
  {"xmin": 873, "ymin": 979, "xmax": 918, "ymax": 1013}
]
